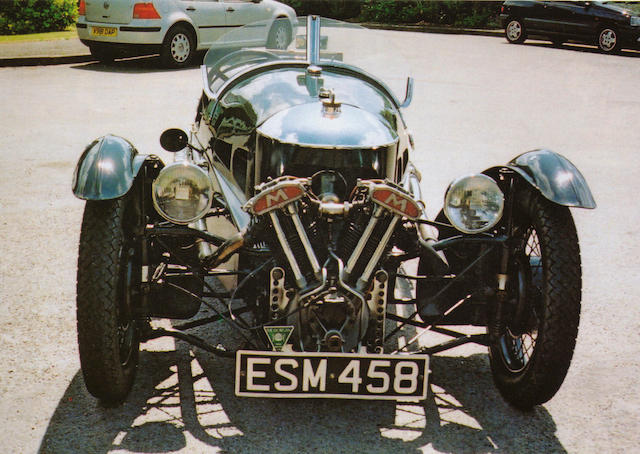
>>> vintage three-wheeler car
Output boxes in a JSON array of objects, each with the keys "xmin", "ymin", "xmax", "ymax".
[{"xmin": 72, "ymin": 16, "xmax": 595, "ymax": 408}]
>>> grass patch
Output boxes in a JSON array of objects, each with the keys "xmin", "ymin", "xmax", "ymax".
[{"xmin": 0, "ymin": 25, "xmax": 76, "ymax": 43}]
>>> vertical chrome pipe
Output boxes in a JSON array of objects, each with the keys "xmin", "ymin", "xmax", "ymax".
[
  {"xmin": 287, "ymin": 204, "xmax": 321, "ymax": 278},
  {"xmin": 270, "ymin": 211, "xmax": 307, "ymax": 289},
  {"xmin": 307, "ymin": 15, "xmax": 320, "ymax": 65},
  {"xmin": 343, "ymin": 206, "xmax": 384, "ymax": 277},
  {"xmin": 356, "ymin": 216, "xmax": 399, "ymax": 291}
]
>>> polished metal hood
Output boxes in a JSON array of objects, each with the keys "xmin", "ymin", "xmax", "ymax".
[{"xmin": 257, "ymin": 101, "xmax": 398, "ymax": 149}]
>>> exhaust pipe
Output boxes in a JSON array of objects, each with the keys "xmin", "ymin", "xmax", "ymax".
[{"xmin": 203, "ymin": 230, "xmax": 245, "ymax": 269}]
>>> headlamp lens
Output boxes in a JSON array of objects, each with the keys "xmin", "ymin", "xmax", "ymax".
[
  {"xmin": 444, "ymin": 174, "xmax": 504, "ymax": 234},
  {"xmin": 152, "ymin": 162, "xmax": 213, "ymax": 224}
]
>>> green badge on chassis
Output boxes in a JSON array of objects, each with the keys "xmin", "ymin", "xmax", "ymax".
[{"xmin": 264, "ymin": 326, "xmax": 294, "ymax": 352}]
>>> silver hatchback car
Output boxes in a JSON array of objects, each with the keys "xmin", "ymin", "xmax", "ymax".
[{"xmin": 76, "ymin": 0, "xmax": 297, "ymax": 67}]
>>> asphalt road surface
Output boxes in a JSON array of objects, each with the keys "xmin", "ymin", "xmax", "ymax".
[{"xmin": 1, "ymin": 31, "xmax": 639, "ymax": 453}]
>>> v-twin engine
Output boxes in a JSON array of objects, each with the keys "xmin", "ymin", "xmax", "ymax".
[{"xmin": 244, "ymin": 175, "xmax": 421, "ymax": 353}]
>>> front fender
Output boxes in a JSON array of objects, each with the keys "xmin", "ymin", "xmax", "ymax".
[
  {"xmin": 484, "ymin": 149, "xmax": 596, "ymax": 209},
  {"xmin": 72, "ymin": 134, "xmax": 162, "ymax": 200}
]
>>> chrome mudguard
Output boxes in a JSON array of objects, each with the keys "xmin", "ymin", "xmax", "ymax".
[
  {"xmin": 72, "ymin": 134, "xmax": 162, "ymax": 200},
  {"xmin": 485, "ymin": 149, "xmax": 596, "ymax": 209}
]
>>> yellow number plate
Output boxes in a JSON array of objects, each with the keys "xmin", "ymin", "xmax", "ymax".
[{"xmin": 91, "ymin": 26, "xmax": 117, "ymax": 37}]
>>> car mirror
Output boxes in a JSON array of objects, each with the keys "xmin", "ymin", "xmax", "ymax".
[{"xmin": 160, "ymin": 128, "xmax": 189, "ymax": 152}]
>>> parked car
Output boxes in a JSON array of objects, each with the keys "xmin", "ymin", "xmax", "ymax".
[
  {"xmin": 76, "ymin": 0, "xmax": 297, "ymax": 67},
  {"xmin": 72, "ymin": 17, "xmax": 596, "ymax": 408},
  {"xmin": 501, "ymin": 1, "xmax": 640, "ymax": 53}
]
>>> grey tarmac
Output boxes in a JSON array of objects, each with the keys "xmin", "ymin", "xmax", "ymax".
[{"xmin": 1, "ymin": 31, "xmax": 639, "ymax": 453}]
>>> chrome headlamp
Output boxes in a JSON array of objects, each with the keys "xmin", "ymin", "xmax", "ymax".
[
  {"xmin": 444, "ymin": 174, "xmax": 504, "ymax": 234},
  {"xmin": 152, "ymin": 162, "xmax": 213, "ymax": 224}
]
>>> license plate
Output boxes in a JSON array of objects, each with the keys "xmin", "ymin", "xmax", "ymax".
[
  {"xmin": 91, "ymin": 26, "xmax": 117, "ymax": 37},
  {"xmin": 235, "ymin": 350, "xmax": 429, "ymax": 400}
]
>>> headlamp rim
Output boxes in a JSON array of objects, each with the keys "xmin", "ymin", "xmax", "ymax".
[
  {"xmin": 443, "ymin": 173, "xmax": 504, "ymax": 234},
  {"xmin": 152, "ymin": 161, "xmax": 214, "ymax": 225}
]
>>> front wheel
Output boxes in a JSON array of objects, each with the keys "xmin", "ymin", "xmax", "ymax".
[
  {"xmin": 489, "ymin": 193, "xmax": 581, "ymax": 409},
  {"xmin": 597, "ymin": 27, "xmax": 619, "ymax": 53},
  {"xmin": 77, "ymin": 191, "xmax": 143, "ymax": 405}
]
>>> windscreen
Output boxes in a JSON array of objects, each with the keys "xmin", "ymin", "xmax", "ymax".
[{"xmin": 203, "ymin": 16, "xmax": 409, "ymax": 104}]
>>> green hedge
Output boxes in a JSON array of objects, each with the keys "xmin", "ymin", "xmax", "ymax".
[
  {"xmin": 279, "ymin": 0, "xmax": 502, "ymax": 28},
  {"xmin": 0, "ymin": 0, "xmax": 77, "ymax": 35},
  {"xmin": 360, "ymin": 1, "xmax": 502, "ymax": 27}
]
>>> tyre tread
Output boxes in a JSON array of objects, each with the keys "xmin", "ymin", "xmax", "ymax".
[
  {"xmin": 77, "ymin": 198, "xmax": 138, "ymax": 405},
  {"xmin": 491, "ymin": 194, "xmax": 581, "ymax": 409}
]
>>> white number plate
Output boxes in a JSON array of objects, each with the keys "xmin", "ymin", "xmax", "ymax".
[{"xmin": 235, "ymin": 351, "xmax": 429, "ymax": 400}]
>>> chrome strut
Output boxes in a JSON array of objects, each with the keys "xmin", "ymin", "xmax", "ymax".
[{"xmin": 269, "ymin": 211, "xmax": 307, "ymax": 289}]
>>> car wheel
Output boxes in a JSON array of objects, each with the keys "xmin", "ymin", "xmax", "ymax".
[
  {"xmin": 505, "ymin": 17, "xmax": 526, "ymax": 44},
  {"xmin": 90, "ymin": 45, "xmax": 115, "ymax": 63},
  {"xmin": 597, "ymin": 27, "xmax": 619, "ymax": 53},
  {"xmin": 267, "ymin": 19, "xmax": 291, "ymax": 50},
  {"xmin": 489, "ymin": 193, "xmax": 581, "ymax": 409},
  {"xmin": 161, "ymin": 25, "xmax": 196, "ymax": 68},
  {"xmin": 76, "ymin": 188, "xmax": 144, "ymax": 406}
]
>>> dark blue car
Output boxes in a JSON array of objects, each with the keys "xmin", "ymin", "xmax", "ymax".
[{"xmin": 500, "ymin": 1, "xmax": 640, "ymax": 53}]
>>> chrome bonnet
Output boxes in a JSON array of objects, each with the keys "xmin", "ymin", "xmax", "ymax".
[{"xmin": 257, "ymin": 101, "xmax": 398, "ymax": 149}]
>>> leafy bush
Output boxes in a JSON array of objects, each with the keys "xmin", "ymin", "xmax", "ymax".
[
  {"xmin": 280, "ymin": 0, "xmax": 362, "ymax": 19},
  {"xmin": 0, "ymin": 0, "xmax": 77, "ymax": 35},
  {"xmin": 360, "ymin": 1, "xmax": 502, "ymax": 28}
]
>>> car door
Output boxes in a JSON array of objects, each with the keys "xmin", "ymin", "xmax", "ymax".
[
  {"xmin": 523, "ymin": 0, "xmax": 557, "ymax": 33},
  {"xmin": 180, "ymin": 0, "xmax": 228, "ymax": 48},
  {"xmin": 533, "ymin": 1, "xmax": 568, "ymax": 34},
  {"xmin": 222, "ymin": 0, "xmax": 274, "ymax": 45},
  {"xmin": 555, "ymin": 1, "xmax": 594, "ymax": 38}
]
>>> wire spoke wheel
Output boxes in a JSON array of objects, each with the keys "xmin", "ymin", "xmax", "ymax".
[
  {"xmin": 498, "ymin": 227, "xmax": 541, "ymax": 372},
  {"xmin": 489, "ymin": 193, "xmax": 581, "ymax": 409}
]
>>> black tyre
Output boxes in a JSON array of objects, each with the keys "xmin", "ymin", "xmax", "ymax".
[
  {"xmin": 267, "ymin": 19, "xmax": 291, "ymax": 50},
  {"xmin": 597, "ymin": 27, "xmax": 619, "ymax": 53},
  {"xmin": 505, "ymin": 17, "xmax": 527, "ymax": 44},
  {"xmin": 489, "ymin": 193, "xmax": 581, "ymax": 409},
  {"xmin": 77, "ymin": 191, "xmax": 143, "ymax": 405},
  {"xmin": 161, "ymin": 25, "xmax": 196, "ymax": 68}
]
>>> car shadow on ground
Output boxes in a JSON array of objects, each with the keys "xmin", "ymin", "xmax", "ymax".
[
  {"xmin": 509, "ymin": 40, "xmax": 640, "ymax": 57},
  {"xmin": 70, "ymin": 53, "xmax": 205, "ymax": 74},
  {"xmin": 39, "ymin": 343, "xmax": 568, "ymax": 453}
]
